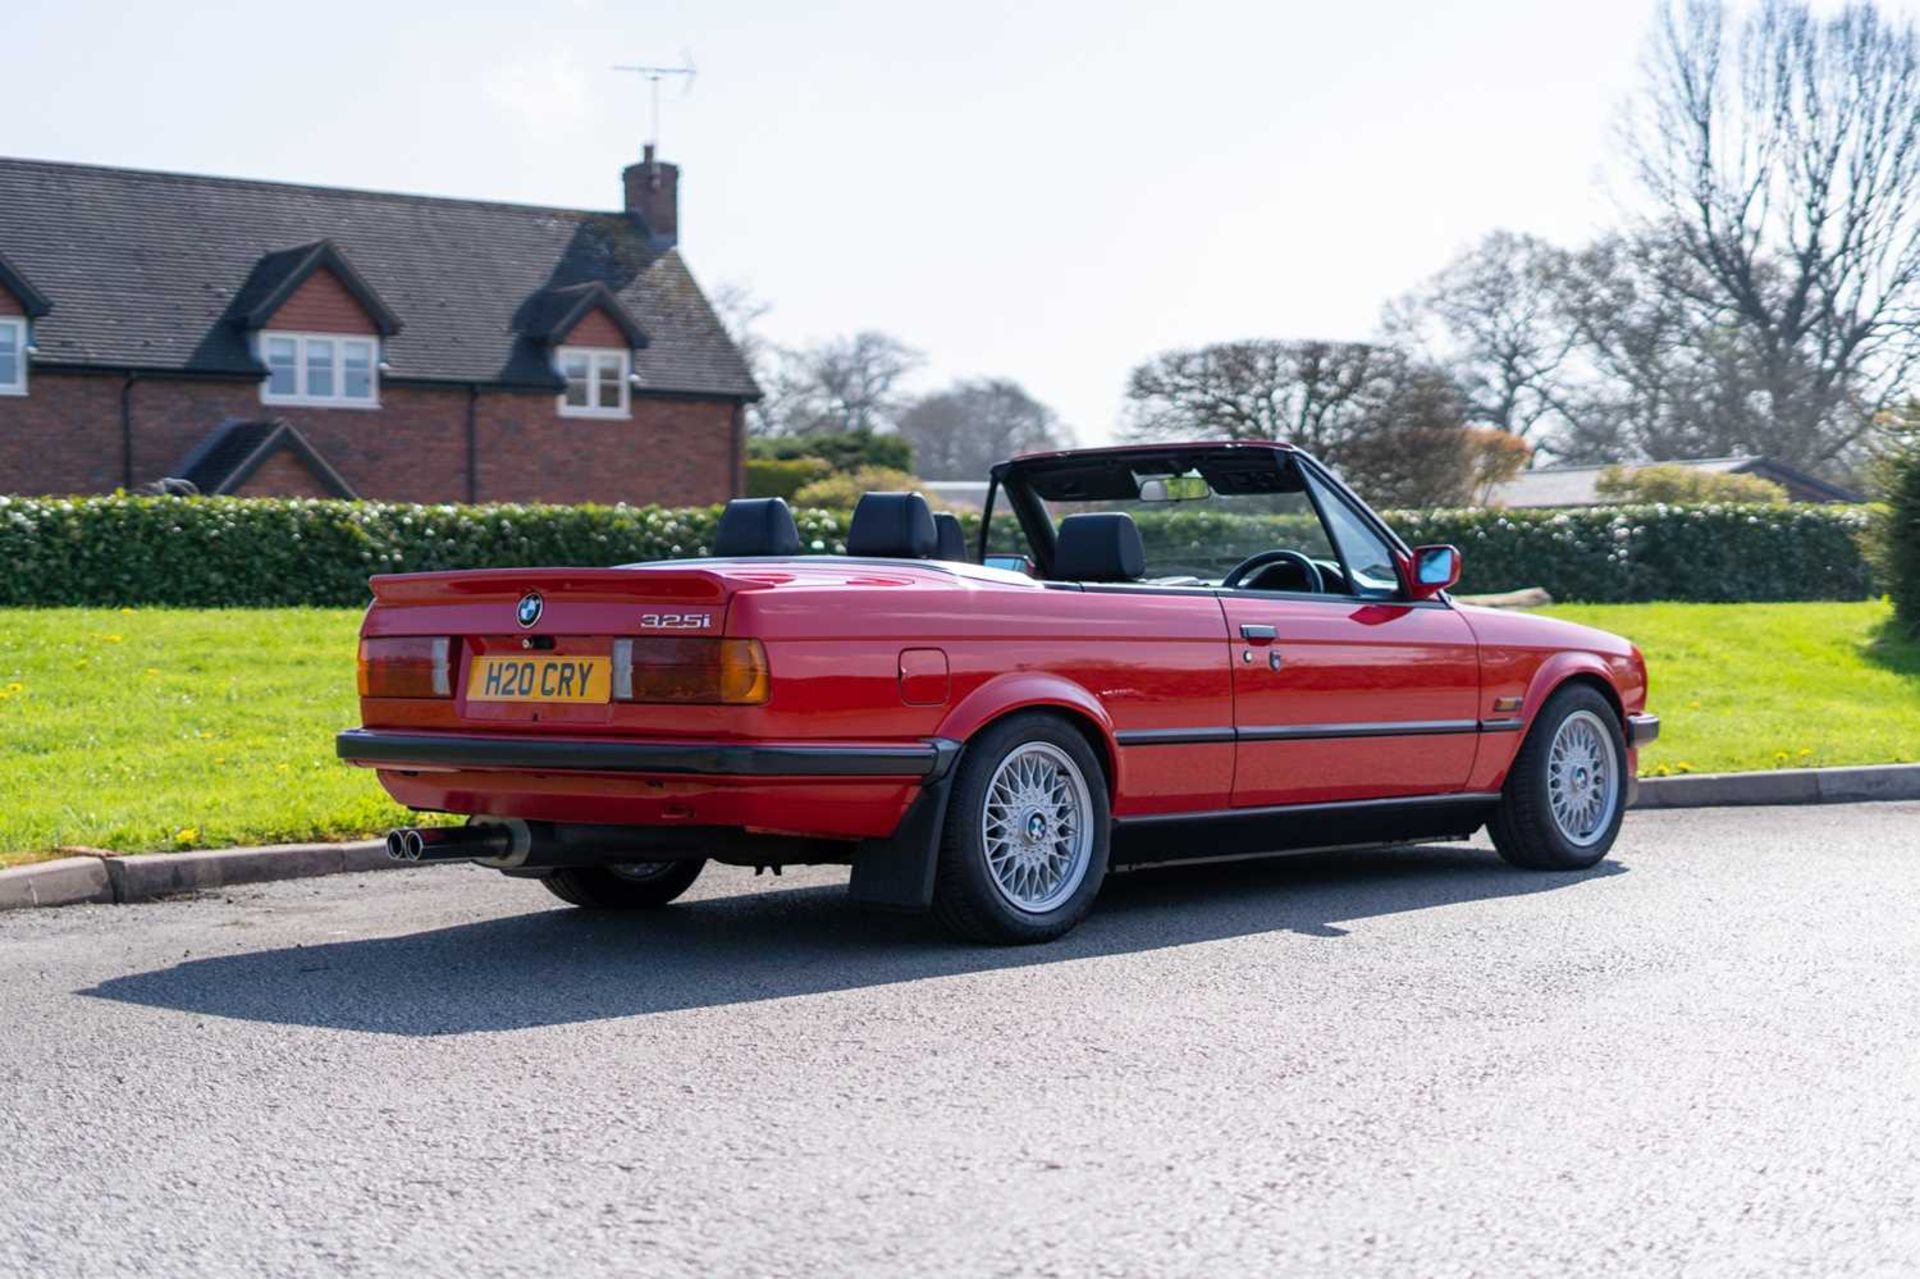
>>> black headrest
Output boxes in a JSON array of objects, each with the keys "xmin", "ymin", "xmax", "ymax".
[
  {"xmin": 932, "ymin": 511, "xmax": 968, "ymax": 562},
  {"xmin": 1053, "ymin": 512, "xmax": 1146, "ymax": 582},
  {"xmin": 846, "ymin": 492, "xmax": 937, "ymax": 558},
  {"xmin": 712, "ymin": 497, "xmax": 801, "ymax": 557}
]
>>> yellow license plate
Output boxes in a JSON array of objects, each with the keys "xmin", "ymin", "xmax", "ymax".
[{"xmin": 467, "ymin": 655, "xmax": 611, "ymax": 703}]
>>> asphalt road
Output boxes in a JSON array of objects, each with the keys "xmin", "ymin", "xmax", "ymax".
[{"xmin": 2, "ymin": 803, "xmax": 1917, "ymax": 1277}]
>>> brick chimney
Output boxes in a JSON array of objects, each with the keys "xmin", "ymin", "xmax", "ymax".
[{"xmin": 622, "ymin": 145, "xmax": 679, "ymax": 249}]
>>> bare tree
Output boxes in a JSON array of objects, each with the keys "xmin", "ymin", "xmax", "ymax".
[
  {"xmin": 787, "ymin": 331, "xmax": 924, "ymax": 435},
  {"xmin": 1384, "ymin": 231, "xmax": 1580, "ymax": 440},
  {"xmin": 1122, "ymin": 338, "xmax": 1498, "ymax": 504},
  {"xmin": 1628, "ymin": 0, "xmax": 1920, "ymax": 469},
  {"xmin": 897, "ymin": 379, "xmax": 1069, "ymax": 479},
  {"xmin": 1122, "ymin": 339, "xmax": 1407, "ymax": 460},
  {"xmin": 707, "ymin": 281, "xmax": 788, "ymax": 436}
]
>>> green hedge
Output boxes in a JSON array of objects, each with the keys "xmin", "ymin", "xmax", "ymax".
[
  {"xmin": 0, "ymin": 494, "xmax": 1876, "ymax": 608},
  {"xmin": 744, "ymin": 457, "xmax": 833, "ymax": 501},
  {"xmin": 1871, "ymin": 443, "xmax": 1920, "ymax": 634}
]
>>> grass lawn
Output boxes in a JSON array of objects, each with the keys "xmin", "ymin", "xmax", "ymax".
[
  {"xmin": 1, "ymin": 601, "xmax": 1915, "ymax": 867},
  {"xmin": 1546, "ymin": 600, "xmax": 1920, "ymax": 777},
  {"xmin": 0, "ymin": 609, "xmax": 414, "ymax": 868}
]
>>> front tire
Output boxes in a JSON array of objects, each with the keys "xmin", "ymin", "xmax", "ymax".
[
  {"xmin": 1489, "ymin": 685, "xmax": 1627, "ymax": 870},
  {"xmin": 541, "ymin": 859, "xmax": 706, "ymax": 909},
  {"xmin": 932, "ymin": 713, "xmax": 1111, "ymax": 945}
]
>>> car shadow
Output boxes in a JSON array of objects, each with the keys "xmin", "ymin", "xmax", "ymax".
[{"xmin": 82, "ymin": 846, "xmax": 1625, "ymax": 1036}]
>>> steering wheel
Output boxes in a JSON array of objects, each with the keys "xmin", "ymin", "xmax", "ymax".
[{"xmin": 1221, "ymin": 549, "xmax": 1325, "ymax": 594}]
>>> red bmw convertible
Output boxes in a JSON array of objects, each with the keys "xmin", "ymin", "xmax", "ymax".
[{"xmin": 338, "ymin": 442, "xmax": 1657, "ymax": 944}]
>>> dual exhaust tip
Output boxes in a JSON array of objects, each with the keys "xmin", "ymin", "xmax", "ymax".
[
  {"xmin": 385, "ymin": 828, "xmax": 428, "ymax": 862},
  {"xmin": 384, "ymin": 824, "xmax": 514, "ymax": 864}
]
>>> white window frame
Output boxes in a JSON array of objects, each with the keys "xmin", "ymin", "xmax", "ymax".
[
  {"xmin": 0, "ymin": 317, "xmax": 26, "ymax": 397},
  {"xmin": 259, "ymin": 330, "xmax": 380, "ymax": 409},
  {"xmin": 555, "ymin": 346, "xmax": 632, "ymax": 419}
]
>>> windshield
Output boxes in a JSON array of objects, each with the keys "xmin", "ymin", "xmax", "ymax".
[{"xmin": 1042, "ymin": 487, "xmax": 1335, "ymax": 584}]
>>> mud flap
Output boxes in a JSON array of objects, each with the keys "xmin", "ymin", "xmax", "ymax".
[{"xmin": 847, "ymin": 739, "xmax": 962, "ymax": 912}]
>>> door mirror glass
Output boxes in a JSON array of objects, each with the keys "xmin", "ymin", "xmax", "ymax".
[{"xmin": 1412, "ymin": 544, "xmax": 1462, "ymax": 597}]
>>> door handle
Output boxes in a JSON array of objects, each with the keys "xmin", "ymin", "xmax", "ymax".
[{"xmin": 1239, "ymin": 624, "xmax": 1277, "ymax": 642}]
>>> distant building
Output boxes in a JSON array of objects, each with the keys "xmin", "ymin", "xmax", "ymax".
[
  {"xmin": 0, "ymin": 150, "xmax": 758, "ymax": 503},
  {"xmin": 1486, "ymin": 456, "xmax": 1863, "ymax": 507}
]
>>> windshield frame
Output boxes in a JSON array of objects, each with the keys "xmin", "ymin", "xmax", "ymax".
[{"xmin": 983, "ymin": 442, "xmax": 1415, "ymax": 596}]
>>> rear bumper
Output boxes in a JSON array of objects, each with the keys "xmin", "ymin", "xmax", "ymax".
[
  {"xmin": 1628, "ymin": 713, "xmax": 1660, "ymax": 748},
  {"xmin": 337, "ymin": 730, "xmax": 960, "ymax": 780},
  {"xmin": 336, "ymin": 730, "xmax": 960, "ymax": 842}
]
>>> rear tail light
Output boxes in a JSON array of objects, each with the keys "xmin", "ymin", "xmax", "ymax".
[
  {"xmin": 611, "ymin": 637, "xmax": 770, "ymax": 705},
  {"xmin": 358, "ymin": 636, "xmax": 452, "ymax": 699}
]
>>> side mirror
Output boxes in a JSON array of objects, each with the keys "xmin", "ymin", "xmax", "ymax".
[{"xmin": 1409, "ymin": 544, "xmax": 1461, "ymax": 600}]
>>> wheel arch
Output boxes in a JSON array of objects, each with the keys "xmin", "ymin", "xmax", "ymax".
[
  {"xmin": 935, "ymin": 673, "xmax": 1122, "ymax": 798},
  {"xmin": 1473, "ymin": 653, "xmax": 1631, "ymax": 793},
  {"xmin": 1522, "ymin": 656, "xmax": 1629, "ymax": 738}
]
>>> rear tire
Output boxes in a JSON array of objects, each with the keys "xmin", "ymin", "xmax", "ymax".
[
  {"xmin": 1489, "ymin": 685, "xmax": 1627, "ymax": 870},
  {"xmin": 931, "ymin": 713, "xmax": 1110, "ymax": 945},
  {"xmin": 541, "ymin": 859, "xmax": 706, "ymax": 909}
]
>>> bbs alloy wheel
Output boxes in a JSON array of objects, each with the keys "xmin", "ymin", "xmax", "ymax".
[
  {"xmin": 932, "ymin": 713, "xmax": 1111, "ymax": 945},
  {"xmin": 1490, "ymin": 685, "xmax": 1628, "ymax": 871}
]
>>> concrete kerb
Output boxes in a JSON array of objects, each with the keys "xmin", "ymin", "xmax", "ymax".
[
  {"xmin": 3, "ymin": 763, "xmax": 1918, "ymax": 913},
  {"xmin": 1632, "ymin": 763, "xmax": 1920, "ymax": 809},
  {"xmin": 0, "ymin": 839, "xmax": 398, "ymax": 913}
]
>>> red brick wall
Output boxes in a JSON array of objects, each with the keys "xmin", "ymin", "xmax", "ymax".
[
  {"xmin": 0, "ymin": 287, "xmax": 21, "ymax": 316},
  {"xmin": 561, "ymin": 309, "xmax": 628, "ymax": 349},
  {"xmin": 231, "ymin": 448, "xmax": 338, "ymax": 498},
  {"xmin": 265, "ymin": 268, "xmax": 376, "ymax": 334},
  {"xmin": 0, "ymin": 369, "xmax": 740, "ymax": 505}
]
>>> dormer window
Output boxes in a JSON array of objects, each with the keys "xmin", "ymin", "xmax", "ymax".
[
  {"xmin": 557, "ymin": 346, "xmax": 631, "ymax": 419},
  {"xmin": 261, "ymin": 332, "xmax": 378, "ymax": 407},
  {"xmin": 0, "ymin": 318, "xmax": 24, "ymax": 395}
]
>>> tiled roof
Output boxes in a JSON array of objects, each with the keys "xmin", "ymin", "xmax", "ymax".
[
  {"xmin": 173, "ymin": 418, "xmax": 357, "ymax": 497},
  {"xmin": 1488, "ymin": 456, "xmax": 1864, "ymax": 506},
  {"xmin": 0, "ymin": 247, "xmax": 52, "ymax": 317},
  {"xmin": 0, "ymin": 156, "xmax": 758, "ymax": 398}
]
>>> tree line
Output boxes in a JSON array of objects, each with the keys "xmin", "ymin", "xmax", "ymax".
[{"xmin": 723, "ymin": 1, "xmax": 1920, "ymax": 504}]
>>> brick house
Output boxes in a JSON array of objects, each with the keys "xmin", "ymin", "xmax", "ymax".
[{"xmin": 0, "ymin": 151, "xmax": 758, "ymax": 504}]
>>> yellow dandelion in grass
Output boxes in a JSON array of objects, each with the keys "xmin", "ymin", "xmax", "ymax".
[
  {"xmin": 0, "ymin": 682, "xmax": 22, "ymax": 701},
  {"xmin": 118, "ymin": 607, "xmax": 136, "ymax": 615},
  {"xmin": 214, "ymin": 757, "xmax": 227, "ymax": 766},
  {"xmin": 145, "ymin": 668, "xmax": 161, "ymax": 678},
  {"xmin": 1687, "ymin": 700, "xmax": 1703, "ymax": 711},
  {"xmin": 197, "ymin": 729, "xmax": 215, "ymax": 739},
  {"xmin": 275, "ymin": 763, "xmax": 290, "ymax": 773},
  {"xmin": 1675, "ymin": 761, "xmax": 1695, "ymax": 773},
  {"xmin": 175, "ymin": 826, "xmax": 199, "ymax": 845},
  {"xmin": 1774, "ymin": 750, "xmax": 1791, "ymax": 765},
  {"xmin": 101, "ymin": 634, "xmax": 124, "ymax": 644},
  {"xmin": 1798, "ymin": 747, "xmax": 1813, "ymax": 757}
]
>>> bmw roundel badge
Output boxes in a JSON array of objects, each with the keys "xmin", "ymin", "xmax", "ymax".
[{"xmin": 516, "ymin": 591, "xmax": 544, "ymax": 628}]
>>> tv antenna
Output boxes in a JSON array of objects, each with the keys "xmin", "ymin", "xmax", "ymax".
[{"xmin": 612, "ymin": 54, "xmax": 697, "ymax": 154}]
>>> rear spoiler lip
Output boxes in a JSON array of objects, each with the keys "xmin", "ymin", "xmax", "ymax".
[{"xmin": 368, "ymin": 566, "xmax": 736, "ymax": 606}]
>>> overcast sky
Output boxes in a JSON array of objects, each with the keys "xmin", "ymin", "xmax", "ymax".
[{"xmin": 8, "ymin": 0, "xmax": 1912, "ymax": 443}]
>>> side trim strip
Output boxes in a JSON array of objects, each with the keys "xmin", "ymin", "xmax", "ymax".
[
  {"xmin": 337, "ymin": 729, "xmax": 959, "ymax": 779},
  {"xmin": 1115, "ymin": 791, "xmax": 1502, "ymax": 829},
  {"xmin": 1236, "ymin": 719, "xmax": 1480, "ymax": 742},
  {"xmin": 1114, "ymin": 727, "xmax": 1237, "ymax": 746},
  {"xmin": 1628, "ymin": 713, "xmax": 1661, "ymax": 747},
  {"xmin": 1117, "ymin": 719, "xmax": 1525, "ymax": 747}
]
